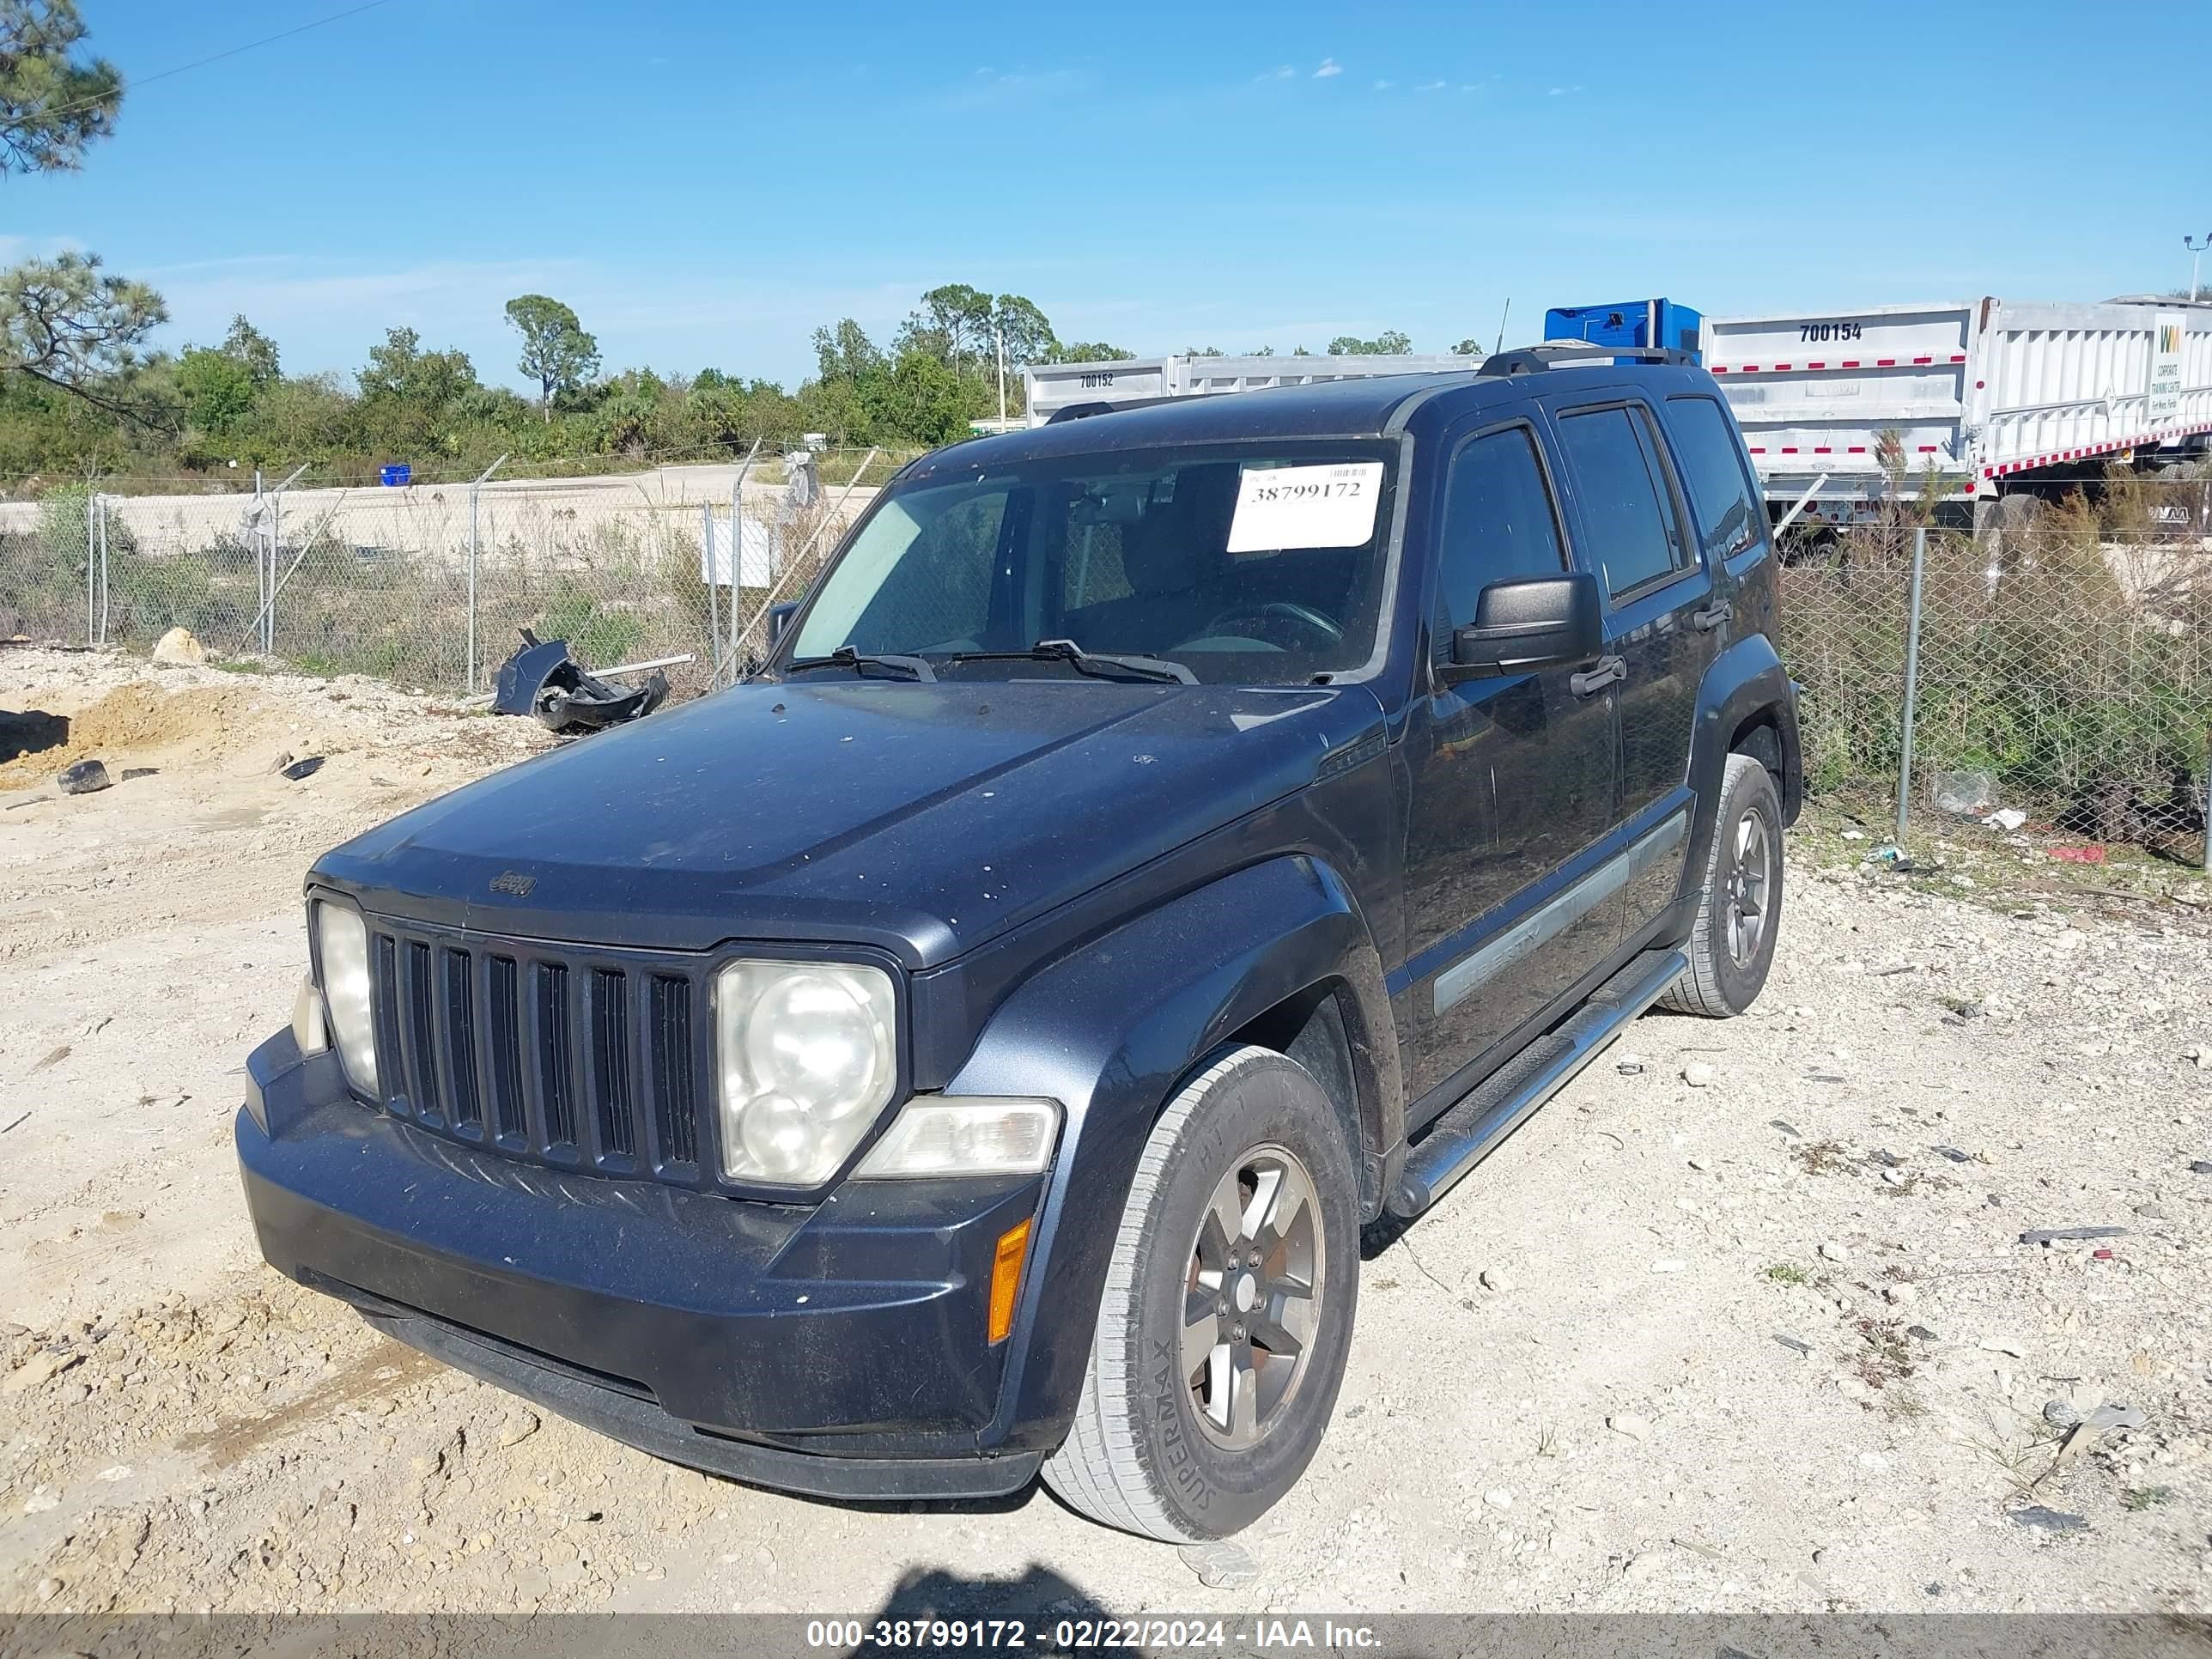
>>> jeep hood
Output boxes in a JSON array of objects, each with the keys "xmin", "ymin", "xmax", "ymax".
[{"xmin": 313, "ymin": 678, "xmax": 1385, "ymax": 967}]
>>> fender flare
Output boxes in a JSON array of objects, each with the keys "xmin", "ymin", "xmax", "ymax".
[
  {"xmin": 944, "ymin": 853, "xmax": 1400, "ymax": 1452},
  {"xmin": 1694, "ymin": 634, "xmax": 1802, "ymax": 814},
  {"xmin": 1676, "ymin": 635, "xmax": 1802, "ymax": 913}
]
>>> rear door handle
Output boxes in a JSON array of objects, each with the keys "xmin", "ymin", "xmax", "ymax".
[
  {"xmin": 1571, "ymin": 655, "xmax": 1626, "ymax": 698},
  {"xmin": 1691, "ymin": 601, "xmax": 1733, "ymax": 633}
]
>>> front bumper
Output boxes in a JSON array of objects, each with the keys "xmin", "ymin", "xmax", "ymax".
[{"xmin": 237, "ymin": 1030, "xmax": 1051, "ymax": 1501}]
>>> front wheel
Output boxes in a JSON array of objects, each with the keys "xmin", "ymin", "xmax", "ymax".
[
  {"xmin": 1041, "ymin": 1045, "xmax": 1360, "ymax": 1540},
  {"xmin": 1662, "ymin": 751, "xmax": 1784, "ymax": 1017}
]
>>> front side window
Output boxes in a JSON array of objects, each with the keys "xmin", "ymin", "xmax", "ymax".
[
  {"xmin": 786, "ymin": 441, "xmax": 1399, "ymax": 685},
  {"xmin": 1664, "ymin": 395, "xmax": 1765, "ymax": 561},
  {"xmin": 1556, "ymin": 404, "xmax": 1690, "ymax": 598},
  {"xmin": 1432, "ymin": 427, "xmax": 1567, "ymax": 655}
]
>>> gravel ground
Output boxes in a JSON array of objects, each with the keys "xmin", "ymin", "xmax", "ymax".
[{"xmin": 1, "ymin": 649, "xmax": 2209, "ymax": 1621}]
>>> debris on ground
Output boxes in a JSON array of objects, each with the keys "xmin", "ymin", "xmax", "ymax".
[
  {"xmin": 1179, "ymin": 1540, "xmax": 1261, "ymax": 1589},
  {"xmin": 494, "ymin": 629, "xmax": 670, "ymax": 736},
  {"xmin": 57, "ymin": 757, "xmax": 110, "ymax": 794},
  {"xmin": 279, "ymin": 756, "xmax": 325, "ymax": 781},
  {"xmin": 151, "ymin": 627, "xmax": 207, "ymax": 667},
  {"xmin": 1934, "ymin": 771, "xmax": 1996, "ymax": 815},
  {"xmin": 2008, "ymin": 1506, "xmax": 2089, "ymax": 1532},
  {"xmin": 119, "ymin": 766, "xmax": 156, "ymax": 781},
  {"xmin": 2050, "ymin": 846, "xmax": 2109, "ymax": 865},
  {"xmin": 2019, "ymin": 1226, "xmax": 2127, "ymax": 1244},
  {"xmin": 1981, "ymin": 807, "xmax": 2027, "ymax": 832}
]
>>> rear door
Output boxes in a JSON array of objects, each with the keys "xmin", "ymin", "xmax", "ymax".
[
  {"xmin": 1397, "ymin": 411, "xmax": 1620, "ymax": 1109},
  {"xmin": 1547, "ymin": 396, "xmax": 1715, "ymax": 944}
]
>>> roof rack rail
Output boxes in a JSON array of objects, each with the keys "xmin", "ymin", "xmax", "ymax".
[
  {"xmin": 1477, "ymin": 342, "xmax": 1698, "ymax": 377},
  {"xmin": 1043, "ymin": 394, "xmax": 1205, "ymax": 424}
]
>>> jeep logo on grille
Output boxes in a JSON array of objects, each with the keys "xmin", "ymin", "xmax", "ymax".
[{"xmin": 489, "ymin": 871, "xmax": 536, "ymax": 896}]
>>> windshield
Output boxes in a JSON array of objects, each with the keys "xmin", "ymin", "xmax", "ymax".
[{"xmin": 783, "ymin": 440, "xmax": 1398, "ymax": 684}]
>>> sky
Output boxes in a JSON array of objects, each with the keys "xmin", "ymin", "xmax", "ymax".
[{"xmin": 9, "ymin": 0, "xmax": 2211, "ymax": 393}]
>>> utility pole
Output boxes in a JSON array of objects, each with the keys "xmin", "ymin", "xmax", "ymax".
[
  {"xmin": 2189, "ymin": 233, "xmax": 2212, "ymax": 304},
  {"xmin": 995, "ymin": 325, "xmax": 1008, "ymax": 423}
]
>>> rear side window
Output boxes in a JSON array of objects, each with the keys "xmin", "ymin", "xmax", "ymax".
[
  {"xmin": 1433, "ymin": 427, "xmax": 1567, "ymax": 650},
  {"xmin": 1556, "ymin": 404, "xmax": 1689, "ymax": 598},
  {"xmin": 1665, "ymin": 396, "xmax": 1765, "ymax": 560}
]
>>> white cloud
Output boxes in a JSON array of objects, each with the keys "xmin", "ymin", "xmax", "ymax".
[
  {"xmin": 1372, "ymin": 78, "xmax": 1394, "ymax": 90},
  {"xmin": 1255, "ymin": 63, "xmax": 1296, "ymax": 81},
  {"xmin": 1415, "ymin": 80, "xmax": 1446, "ymax": 92},
  {"xmin": 1547, "ymin": 84, "xmax": 1584, "ymax": 95},
  {"xmin": 1314, "ymin": 58, "xmax": 1342, "ymax": 78}
]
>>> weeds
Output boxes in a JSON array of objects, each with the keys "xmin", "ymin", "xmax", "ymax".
[
  {"xmin": 1850, "ymin": 1316, "xmax": 1915, "ymax": 1390},
  {"xmin": 2121, "ymin": 1486, "xmax": 2174, "ymax": 1511},
  {"xmin": 1792, "ymin": 1139, "xmax": 1852, "ymax": 1176},
  {"xmin": 1764, "ymin": 1262, "xmax": 1810, "ymax": 1285}
]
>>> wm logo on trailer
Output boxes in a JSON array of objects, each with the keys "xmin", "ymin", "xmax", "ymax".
[{"xmin": 2160, "ymin": 322, "xmax": 2182, "ymax": 355}]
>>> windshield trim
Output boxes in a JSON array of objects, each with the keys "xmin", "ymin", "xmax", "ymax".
[{"xmin": 768, "ymin": 435, "xmax": 1412, "ymax": 687}]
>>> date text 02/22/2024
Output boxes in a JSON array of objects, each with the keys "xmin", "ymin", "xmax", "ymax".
[{"xmin": 802, "ymin": 1616, "xmax": 1382, "ymax": 1650}]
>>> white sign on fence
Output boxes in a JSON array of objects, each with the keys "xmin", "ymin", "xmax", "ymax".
[
  {"xmin": 702, "ymin": 511, "xmax": 780, "ymax": 587},
  {"xmin": 2148, "ymin": 312, "xmax": 2185, "ymax": 425}
]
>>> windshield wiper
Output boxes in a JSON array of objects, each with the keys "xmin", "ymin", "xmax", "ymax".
[
  {"xmin": 947, "ymin": 638, "xmax": 1197, "ymax": 685},
  {"xmin": 781, "ymin": 646, "xmax": 936, "ymax": 683}
]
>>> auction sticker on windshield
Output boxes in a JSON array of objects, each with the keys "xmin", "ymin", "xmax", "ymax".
[{"xmin": 1227, "ymin": 461, "xmax": 1383, "ymax": 553}]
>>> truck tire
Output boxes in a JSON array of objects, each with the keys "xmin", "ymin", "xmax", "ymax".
[
  {"xmin": 1042, "ymin": 1044, "xmax": 1359, "ymax": 1540},
  {"xmin": 1662, "ymin": 751, "xmax": 1784, "ymax": 1018}
]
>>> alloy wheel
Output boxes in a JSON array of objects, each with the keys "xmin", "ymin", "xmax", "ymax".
[{"xmin": 1180, "ymin": 1143, "xmax": 1325, "ymax": 1449}]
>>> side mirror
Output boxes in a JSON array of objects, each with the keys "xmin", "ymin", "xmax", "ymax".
[
  {"xmin": 1448, "ymin": 572, "xmax": 1603, "ymax": 677},
  {"xmin": 767, "ymin": 601, "xmax": 799, "ymax": 645}
]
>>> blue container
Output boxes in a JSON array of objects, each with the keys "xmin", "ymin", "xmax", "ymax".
[
  {"xmin": 380, "ymin": 463, "xmax": 412, "ymax": 487},
  {"xmin": 1544, "ymin": 299, "xmax": 1704, "ymax": 364}
]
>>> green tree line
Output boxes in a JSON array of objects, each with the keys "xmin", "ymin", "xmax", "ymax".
[{"xmin": 2, "ymin": 2, "xmax": 1444, "ymax": 491}]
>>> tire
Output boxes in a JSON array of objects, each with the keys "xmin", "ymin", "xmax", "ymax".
[
  {"xmin": 1661, "ymin": 752, "xmax": 1784, "ymax": 1018},
  {"xmin": 1041, "ymin": 1044, "xmax": 1360, "ymax": 1541}
]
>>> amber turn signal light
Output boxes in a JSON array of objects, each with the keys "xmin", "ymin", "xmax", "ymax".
[{"xmin": 988, "ymin": 1218, "xmax": 1032, "ymax": 1345}]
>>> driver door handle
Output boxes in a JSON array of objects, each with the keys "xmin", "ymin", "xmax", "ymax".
[{"xmin": 1571, "ymin": 655, "xmax": 1626, "ymax": 698}]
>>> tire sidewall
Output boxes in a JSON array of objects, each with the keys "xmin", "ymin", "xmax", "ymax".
[
  {"xmin": 1704, "ymin": 760, "xmax": 1784, "ymax": 1011},
  {"xmin": 1122, "ymin": 1052, "xmax": 1360, "ymax": 1539}
]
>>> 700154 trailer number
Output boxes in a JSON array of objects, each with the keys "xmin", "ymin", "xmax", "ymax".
[{"xmin": 1797, "ymin": 321, "xmax": 1865, "ymax": 343}]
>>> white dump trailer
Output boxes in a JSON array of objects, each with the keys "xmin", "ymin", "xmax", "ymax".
[
  {"xmin": 1703, "ymin": 298, "xmax": 2212, "ymax": 522},
  {"xmin": 1024, "ymin": 352, "xmax": 1484, "ymax": 427}
]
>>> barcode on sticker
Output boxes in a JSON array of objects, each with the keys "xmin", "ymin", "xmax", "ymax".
[{"xmin": 1226, "ymin": 462, "xmax": 1383, "ymax": 553}]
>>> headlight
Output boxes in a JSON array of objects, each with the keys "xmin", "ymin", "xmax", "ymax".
[
  {"xmin": 854, "ymin": 1098, "xmax": 1060, "ymax": 1179},
  {"xmin": 713, "ymin": 959, "xmax": 896, "ymax": 1186},
  {"xmin": 314, "ymin": 902, "xmax": 378, "ymax": 1096}
]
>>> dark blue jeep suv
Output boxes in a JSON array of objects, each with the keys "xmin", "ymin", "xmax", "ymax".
[{"xmin": 236, "ymin": 345, "xmax": 1802, "ymax": 1541}]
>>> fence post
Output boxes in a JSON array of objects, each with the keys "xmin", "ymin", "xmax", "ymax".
[
  {"xmin": 2202, "ymin": 740, "xmax": 2212, "ymax": 876},
  {"xmin": 264, "ymin": 465, "xmax": 308, "ymax": 658},
  {"xmin": 727, "ymin": 437, "xmax": 763, "ymax": 684},
  {"xmin": 95, "ymin": 494, "xmax": 108, "ymax": 647},
  {"xmin": 702, "ymin": 501, "xmax": 720, "ymax": 682},
  {"xmin": 1895, "ymin": 526, "xmax": 1928, "ymax": 846},
  {"xmin": 84, "ymin": 485, "xmax": 96, "ymax": 647},
  {"xmin": 465, "ymin": 454, "xmax": 509, "ymax": 695},
  {"xmin": 267, "ymin": 487, "xmax": 278, "ymax": 653}
]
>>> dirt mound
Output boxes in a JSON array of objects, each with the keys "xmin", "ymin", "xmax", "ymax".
[{"xmin": 0, "ymin": 682, "xmax": 253, "ymax": 789}]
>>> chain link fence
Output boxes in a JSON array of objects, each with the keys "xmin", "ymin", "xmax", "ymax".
[
  {"xmin": 0, "ymin": 454, "xmax": 885, "ymax": 699},
  {"xmin": 12, "ymin": 453, "xmax": 2212, "ymax": 864},
  {"xmin": 1780, "ymin": 473, "xmax": 2212, "ymax": 862}
]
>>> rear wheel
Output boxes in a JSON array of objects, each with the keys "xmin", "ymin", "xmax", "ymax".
[
  {"xmin": 1662, "ymin": 752, "xmax": 1784, "ymax": 1017},
  {"xmin": 1042, "ymin": 1045, "xmax": 1359, "ymax": 1540}
]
